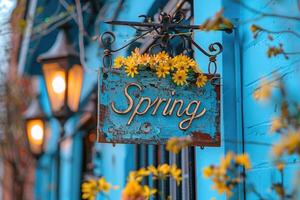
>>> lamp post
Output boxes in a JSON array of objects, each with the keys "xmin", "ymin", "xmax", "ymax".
[
  {"xmin": 23, "ymin": 95, "xmax": 46, "ymax": 157},
  {"xmin": 37, "ymin": 29, "xmax": 83, "ymax": 200}
]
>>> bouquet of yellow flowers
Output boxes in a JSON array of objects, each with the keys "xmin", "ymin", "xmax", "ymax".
[{"xmin": 113, "ymin": 48, "xmax": 208, "ymax": 87}]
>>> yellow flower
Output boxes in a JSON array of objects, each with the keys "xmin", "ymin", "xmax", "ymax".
[
  {"xmin": 253, "ymin": 80, "xmax": 272, "ymax": 101},
  {"xmin": 173, "ymin": 54, "xmax": 191, "ymax": 72},
  {"xmin": 138, "ymin": 54, "xmax": 151, "ymax": 66},
  {"xmin": 124, "ymin": 56, "xmax": 137, "ymax": 67},
  {"xmin": 170, "ymin": 165, "xmax": 182, "ymax": 185},
  {"xmin": 142, "ymin": 185, "xmax": 157, "ymax": 199},
  {"xmin": 157, "ymin": 164, "xmax": 170, "ymax": 178},
  {"xmin": 122, "ymin": 180, "xmax": 144, "ymax": 200},
  {"xmin": 189, "ymin": 58, "xmax": 198, "ymax": 70},
  {"xmin": 166, "ymin": 58, "xmax": 175, "ymax": 71},
  {"xmin": 284, "ymin": 131, "xmax": 300, "ymax": 154},
  {"xmin": 250, "ymin": 24, "xmax": 261, "ymax": 33},
  {"xmin": 131, "ymin": 48, "xmax": 141, "ymax": 60},
  {"xmin": 173, "ymin": 54, "xmax": 190, "ymax": 63},
  {"xmin": 97, "ymin": 177, "xmax": 111, "ymax": 193},
  {"xmin": 270, "ymin": 117, "xmax": 283, "ymax": 132},
  {"xmin": 128, "ymin": 171, "xmax": 142, "ymax": 182},
  {"xmin": 276, "ymin": 162, "xmax": 285, "ymax": 171},
  {"xmin": 82, "ymin": 179, "xmax": 98, "ymax": 200},
  {"xmin": 235, "ymin": 154, "xmax": 251, "ymax": 169},
  {"xmin": 203, "ymin": 166, "xmax": 214, "ymax": 178},
  {"xmin": 172, "ymin": 70, "xmax": 187, "ymax": 86},
  {"xmin": 175, "ymin": 62, "xmax": 189, "ymax": 72},
  {"xmin": 219, "ymin": 152, "xmax": 234, "ymax": 174},
  {"xmin": 166, "ymin": 137, "xmax": 191, "ymax": 154},
  {"xmin": 147, "ymin": 165, "xmax": 158, "ymax": 177},
  {"xmin": 137, "ymin": 168, "xmax": 150, "ymax": 178},
  {"xmin": 155, "ymin": 51, "xmax": 170, "ymax": 63},
  {"xmin": 212, "ymin": 181, "xmax": 232, "ymax": 197},
  {"xmin": 156, "ymin": 63, "xmax": 170, "ymax": 78},
  {"xmin": 149, "ymin": 55, "xmax": 158, "ymax": 69},
  {"xmin": 114, "ymin": 56, "xmax": 125, "ymax": 69},
  {"xmin": 196, "ymin": 73, "xmax": 208, "ymax": 87},
  {"xmin": 166, "ymin": 138, "xmax": 181, "ymax": 154},
  {"xmin": 125, "ymin": 64, "xmax": 138, "ymax": 78},
  {"xmin": 272, "ymin": 143, "xmax": 285, "ymax": 157}
]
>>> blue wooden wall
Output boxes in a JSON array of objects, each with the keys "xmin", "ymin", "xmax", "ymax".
[
  {"xmin": 195, "ymin": 0, "xmax": 299, "ymax": 199},
  {"xmin": 238, "ymin": 0, "xmax": 300, "ymax": 199}
]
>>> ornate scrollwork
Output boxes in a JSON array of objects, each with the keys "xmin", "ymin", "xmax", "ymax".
[{"xmin": 100, "ymin": 10, "xmax": 231, "ymax": 74}]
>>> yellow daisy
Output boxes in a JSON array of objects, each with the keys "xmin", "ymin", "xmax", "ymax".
[
  {"xmin": 138, "ymin": 54, "xmax": 151, "ymax": 66},
  {"xmin": 124, "ymin": 56, "xmax": 136, "ymax": 67},
  {"xmin": 125, "ymin": 64, "xmax": 138, "ymax": 78},
  {"xmin": 235, "ymin": 154, "xmax": 251, "ymax": 169},
  {"xmin": 156, "ymin": 63, "xmax": 170, "ymax": 78},
  {"xmin": 113, "ymin": 56, "xmax": 125, "ymax": 69},
  {"xmin": 149, "ymin": 55, "xmax": 158, "ymax": 69},
  {"xmin": 175, "ymin": 61, "xmax": 189, "ymax": 72},
  {"xmin": 98, "ymin": 177, "xmax": 111, "ymax": 193},
  {"xmin": 157, "ymin": 164, "xmax": 170, "ymax": 178},
  {"xmin": 172, "ymin": 70, "xmax": 187, "ymax": 86},
  {"xmin": 173, "ymin": 54, "xmax": 190, "ymax": 63},
  {"xmin": 270, "ymin": 117, "xmax": 283, "ymax": 132},
  {"xmin": 131, "ymin": 47, "xmax": 141, "ymax": 58},
  {"xmin": 196, "ymin": 73, "xmax": 208, "ymax": 87},
  {"xmin": 81, "ymin": 179, "xmax": 98, "ymax": 200},
  {"xmin": 155, "ymin": 51, "xmax": 170, "ymax": 63},
  {"xmin": 166, "ymin": 58, "xmax": 175, "ymax": 71},
  {"xmin": 170, "ymin": 165, "xmax": 182, "ymax": 185},
  {"xmin": 142, "ymin": 185, "xmax": 157, "ymax": 198},
  {"xmin": 253, "ymin": 80, "xmax": 272, "ymax": 101},
  {"xmin": 203, "ymin": 166, "xmax": 214, "ymax": 178}
]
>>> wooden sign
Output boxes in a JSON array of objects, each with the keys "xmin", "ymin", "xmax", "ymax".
[{"xmin": 97, "ymin": 68, "xmax": 220, "ymax": 146}]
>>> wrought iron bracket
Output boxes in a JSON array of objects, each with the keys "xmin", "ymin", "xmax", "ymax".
[{"xmin": 99, "ymin": 11, "xmax": 232, "ymax": 75}]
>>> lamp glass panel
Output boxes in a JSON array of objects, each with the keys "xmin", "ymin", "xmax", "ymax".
[
  {"xmin": 26, "ymin": 119, "xmax": 44, "ymax": 154},
  {"xmin": 67, "ymin": 64, "xmax": 83, "ymax": 112},
  {"xmin": 42, "ymin": 63, "xmax": 66, "ymax": 112}
]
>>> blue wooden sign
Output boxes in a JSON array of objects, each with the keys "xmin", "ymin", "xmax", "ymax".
[{"xmin": 97, "ymin": 68, "xmax": 220, "ymax": 146}]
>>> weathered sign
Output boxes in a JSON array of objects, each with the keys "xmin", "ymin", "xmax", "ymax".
[{"xmin": 97, "ymin": 68, "xmax": 220, "ymax": 146}]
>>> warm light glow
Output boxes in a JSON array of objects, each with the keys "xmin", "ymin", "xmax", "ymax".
[
  {"xmin": 30, "ymin": 125, "xmax": 44, "ymax": 141},
  {"xmin": 67, "ymin": 64, "xmax": 83, "ymax": 112},
  {"xmin": 26, "ymin": 119, "xmax": 44, "ymax": 146},
  {"xmin": 42, "ymin": 63, "xmax": 66, "ymax": 112},
  {"xmin": 52, "ymin": 75, "xmax": 66, "ymax": 94}
]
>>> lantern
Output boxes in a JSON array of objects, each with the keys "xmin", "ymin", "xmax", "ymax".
[
  {"xmin": 23, "ymin": 96, "xmax": 46, "ymax": 156},
  {"xmin": 37, "ymin": 29, "xmax": 83, "ymax": 119}
]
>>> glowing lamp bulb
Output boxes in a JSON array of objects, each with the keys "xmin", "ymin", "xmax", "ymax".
[
  {"xmin": 52, "ymin": 75, "xmax": 66, "ymax": 94},
  {"xmin": 30, "ymin": 124, "xmax": 43, "ymax": 141}
]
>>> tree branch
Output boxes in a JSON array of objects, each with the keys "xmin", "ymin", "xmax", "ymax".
[{"xmin": 234, "ymin": 0, "xmax": 300, "ymax": 21}]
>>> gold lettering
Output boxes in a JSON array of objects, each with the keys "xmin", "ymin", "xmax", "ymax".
[
  {"xmin": 111, "ymin": 82, "xmax": 141, "ymax": 114},
  {"xmin": 179, "ymin": 101, "xmax": 206, "ymax": 130},
  {"xmin": 111, "ymin": 82, "xmax": 208, "ymax": 131},
  {"xmin": 127, "ymin": 97, "xmax": 152, "ymax": 125},
  {"xmin": 151, "ymin": 98, "xmax": 166, "ymax": 115},
  {"xmin": 169, "ymin": 99, "xmax": 184, "ymax": 116},
  {"xmin": 162, "ymin": 98, "xmax": 173, "ymax": 115}
]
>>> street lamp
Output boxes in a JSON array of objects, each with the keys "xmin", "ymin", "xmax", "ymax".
[
  {"xmin": 23, "ymin": 96, "xmax": 46, "ymax": 157},
  {"xmin": 37, "ymin": 28, "xmax": 83, "ymax": 200},
  {"xmin": 37, "ymin": 29, "xmax": 83, "ymax": 121}
]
